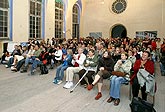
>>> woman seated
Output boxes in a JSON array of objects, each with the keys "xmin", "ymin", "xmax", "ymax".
[
  {"xmin": 11, "ymin": 45, "xmax": 35, "ymax": 72},
  {"xmin": 107, "ymin": 52, "xmax": 132, "ymax": 106},
  {"xmin": 87, "ymin": 50, "xmax": 115, "ymax": 100},
  {"xmin": 53, "ymin": 49, "xmax": 73, "ymax": 85},
  {"xmin": 78, "ymin": 49, "xmax": 98, "ymax": 87},
  {"xmin": 30, "ymin": 46, "xmax": 49, "ymax": 75},
  {"xmin": 11, "ymin": 46, "xmax": 28, "ymax": 66}
]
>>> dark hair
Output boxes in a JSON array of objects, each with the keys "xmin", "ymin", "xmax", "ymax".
[
  {"xmin": 88, "ymin": 49, "xmax": 95, "ymax": 54},
  {"xmin": 128, "ymin": 50, "xmax": 134, "ymax": 55},
  {"xmin": 143, "ymin": 50, "xmax": 151, "ymax": 57},
  {"xmin": 100, "ymin": 42, "xmax": 105, "ymax": 47},
  {"xmin": 103, "ymin": 50, "xmax": 112, "ymax": 58}
]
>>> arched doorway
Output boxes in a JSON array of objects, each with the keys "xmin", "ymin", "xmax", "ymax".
[{"xmin": 111, "ymin": 24, "xmax": 127, "ymax": 38}]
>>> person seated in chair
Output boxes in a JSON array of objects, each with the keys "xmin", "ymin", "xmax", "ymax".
[
  {"xmin": 11, "ymin": 46, "xmax": 28, "ymax": 71},
  {"xmin": 5, "ymin": 45, "xmax": 21, "ymax": 68},
  {"xmin": 131, "ymin": 51, "xmax": 154, "ymax": 101},
  {"xmin": 11, "ymin": 45, "xmax": 35, "ymax": 72},
  {"xmin": 21, "ymin": 44, "xmax": 41, "ymax": 73},
  {"xmin": 50, "ymin": 45, "xmax": 63, "ymax": 69},
  {"xmin": 107, "ymin": 52, "xmax": 132, "ymax": 106},
  {"xmin": 30, "ymin": 46, "xmax": 48, "ymax": 75},
  {"xmin": 63, "ymin": 47, "xmax": 86, "ymax": 89},
  {"xmin": 78, "ymin": 49, "xmax": 98, "ymax": 88},
  {"xmin": 87, "ymin": 50, "xmax": 114, "ymax": 100},
  {"xmin": 53, "ymin": 49, "xmax": 73, "ymax": 84}
]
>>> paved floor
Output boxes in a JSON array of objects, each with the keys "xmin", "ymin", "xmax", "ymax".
[{"xmin": 0, "ymin": 63, "xmax": 164, "ymax": 112}]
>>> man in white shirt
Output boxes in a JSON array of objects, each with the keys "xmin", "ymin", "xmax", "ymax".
[{"xmin": 63, "ymin": 47, "xmax": 86, "ymax": 89}]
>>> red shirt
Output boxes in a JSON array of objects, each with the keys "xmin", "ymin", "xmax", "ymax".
[
  {"xmin": 151, "ymin": 41, "xmax": 157, "ymax": 50},
  {"xmin": 130, "ymin": 59, "xmax": 154, "ymax": 83}
]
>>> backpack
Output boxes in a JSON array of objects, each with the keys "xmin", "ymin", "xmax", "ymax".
[
  {"xmin": 130, "ymin": 97, "xmax": 156, "ymax": 112},
  {"xmin": 40, "ymin": 64, "xmax": 48, "ymax": 75}
]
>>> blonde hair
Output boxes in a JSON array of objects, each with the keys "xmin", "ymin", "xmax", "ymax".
[{"xmin": 67, "ymin": 49, "xmax": 73, "ymax": 55}]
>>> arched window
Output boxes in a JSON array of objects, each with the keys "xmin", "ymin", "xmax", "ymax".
[
  {"xmin": 0, "ymin": 0, "xmax": 9, "ymax": 38},
  {"xmin": 29, "ymin": 0, "xmax": 42, "ymax": 39},
  {"xmin": 72, "ymin": 4, "xmax": 79, "ymax": 39},
  {"xmin": 55, "ymin": 0, "xmax": 64, "ymax": 38}
]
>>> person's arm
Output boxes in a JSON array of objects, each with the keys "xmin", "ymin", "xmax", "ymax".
[
  {"xmin": 114, "ymin": 60, "xmax": 122, "ymax": 71},
  {"xmin": 144, "ymin": 60, "xmax": 154, "ymax": 75},
  {"xmin": 76, "ymin": 54, "xmax": 86, "ymax": 65},
  {"xmin": 133, "ymin": 60, "xmax": 141, "ymax": 73}
]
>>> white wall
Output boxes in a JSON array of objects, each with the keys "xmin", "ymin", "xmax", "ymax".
[
  {"xmin": 82, "ymin": 0, "xmax": 165, "ymax": 38},
  {"xmin": 65, "ymin": 0, "xmax": 77, "ymax": 39},
  {"xmin": 13, "ymin": 0, "xmax": 29, "ymax": 42},
  {"xmin": 45, "ymin": 0, "xmax": 55, "ymax": 40},
  {"xmin": 5, "ymin": 0, "xmax": 165, "ymax": 43}
]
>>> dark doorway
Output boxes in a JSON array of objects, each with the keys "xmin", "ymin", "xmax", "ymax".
[{"xmin": 111, "ymin": 25, "xmax": 127, "ymax": 38}]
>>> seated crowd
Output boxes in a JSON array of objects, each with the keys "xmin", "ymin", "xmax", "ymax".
[{"xmin": 1, "ymin": 36, "xmax": 165, "ymax": 106}]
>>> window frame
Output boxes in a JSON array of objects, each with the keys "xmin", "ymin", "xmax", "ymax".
[
  {"xmin": 55, "ymin": 1, "xmax": 64, "ymax": 38},
  {"xmin": 72, "ymin": 4, "xmax": 79, "ymax": 39},
  {"xmin": 0, "ymin": 0, "xmax": 9, "ymax": 39},
  {"xmin": 29, "ymin": 0, "xmax": 42, "ymax": 39}
]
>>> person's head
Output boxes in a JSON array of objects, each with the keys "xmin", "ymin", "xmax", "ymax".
[
  {"xmin": 56, "ymin": 45, "xmax": 60, "ymax": 50},
  {"xmin": 47, "ymin": 44, "xmax": 51, "ymax": 48},
  {"xmin": 115, "ymin": 47, "xmax": 120, "ymax": 54},
  {"xmin": 67, "ymin": 49, "xmax": 73, "ymax": 55},
  {"xmin": 34, "ymin": 44, "xmax": 39, "ymax": 50},
  {"xmin": 121, "ymin": 52, "xmax": 128, "ymax": 60},
  {"xmin": 128, "ymin": 50, "xmax": 134, "ymax": 57},
  {"xmin": 30, "ymin": 45, "xmax": 34, "ymax": 50},
  {"xmin": 97, "ymin": 42, "xmax": 105, "ymax": 50},
  {"xmin": 88, "ymin": 49, "xmax": 95, "ymax": 57},
  {"xmin": 82, "ymin": 43, "xmax": 86, "ymax": 48},
  {"xmin": 111, "ymin": 45, "xmax": 115, "ymax": 51},
  {"xmin": 14, "ymin": 45, "xmax": 18, "ymax": 49},
  {"xmin": 22, "ymin": 46, "xmax": 27, "ymax": 51},
  {"xmin": 120, "ymin": 47, "xmax": 125, "ymax": 53},
  {"xmin": 103, "ymin": 50, "xmax": 111, "ymax": 58},
  {"xmin": 42, "ymin": 46, "xmax": 47, "ymax": 52},
  {"xmin": 146, "ymin": 47, "xmax": 152, "ymax": 52},
  {"xmin": 133, "ymin": 47, "xmax": 137, "ymax": 53},
  {"xmin": 141, "ymin": 51, "xmax": 150, "ymax": 61},
  {"xmin": 40, "ymin": 45, "xmax": 44, "ymax": 49},
  {"xmin": 18, "ymin": 45, "xmax": 22, "ymax": 50},
  {"xmin": 125, "ymin": 44, "xmax": 129, "ymax": 49},
  {"xmin": 78, "ymin": 47, "xmax": 84, "ymax": 54}
]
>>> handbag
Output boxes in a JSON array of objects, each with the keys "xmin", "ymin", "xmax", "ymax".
[
  {"xmin": 42, "ymin": 60, "xmax": 47, "ymax": 65},
  {"xmin": 40, "ymin": 64, "xmax": 48, "ymax": 74},
  {"xmin": 111, "ymin": 71, "xmax": 126, "ymax": 77},
  {"xmin": 130, "ymin": 97, "xmax": 156, "ymax": 112}
]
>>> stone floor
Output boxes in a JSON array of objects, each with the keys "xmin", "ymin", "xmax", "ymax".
[{"xmin": 0, "ymin": 63, "xmax": 164, "ymax": 112}]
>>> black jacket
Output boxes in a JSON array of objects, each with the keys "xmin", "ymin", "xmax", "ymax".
[{"xmin": 98, "ymin": 57, "xmax": 115, "ymax": 73}]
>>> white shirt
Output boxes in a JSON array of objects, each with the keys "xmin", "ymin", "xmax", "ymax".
[
  {"xmin": 71, "ymin": 53, "xmax": 86, "ymax": 69},
  {"xmin": 54, "ymin": 49, "xmax": 63, "ymax": 60}
]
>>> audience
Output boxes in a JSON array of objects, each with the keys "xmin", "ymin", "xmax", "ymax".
[{"xmin": 0, "ymin": 36, "xmax": 162, "ymax": 107}]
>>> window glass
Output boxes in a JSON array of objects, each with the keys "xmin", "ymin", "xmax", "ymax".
[
  {"xmin": 29, "ymin": 0, "xmax": 42, "ymax": 39},
  {"xmin": 0, "ymin": 0, "xmax": 8, "ymax": 38},
  {"xmin": 55, "ymin": 1, "xmax": 64, "ymax": 38}
]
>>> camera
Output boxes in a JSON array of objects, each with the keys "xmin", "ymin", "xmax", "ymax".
[{"xmin": 122, "ymin": 60, "xmax": 125, "ymax": 64}]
